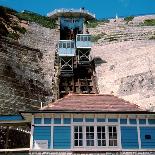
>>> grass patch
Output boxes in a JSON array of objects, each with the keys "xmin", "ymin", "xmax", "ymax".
[
  {"xmin": 124, "ymin": 16, "xmax": 134, "ymax": 23},
  {"xmin": 12, "ymin": 25, "xmax": 26, "ymax": 34},
  {"xmin": 91, "ymin": 33, "xmax": 106, "ymax": 42},
  {"xmin": 16, "ymin": 11, "xmax": 56, "ymax": 29},
  {"xmin": 143, "ymin": 19, "xmax": 155, "ymax": 26},
  {"xmin": 149, "ymin": 35, "xmax": 155, "ymax": 40},
  {"xmin": 86, "ymin": 19, "xmax": 109, "ymax": 28}
]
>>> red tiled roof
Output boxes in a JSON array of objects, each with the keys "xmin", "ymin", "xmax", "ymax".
[{"xmin": 41, "ymin": 94, "xmax": 144, "ymax": 112}]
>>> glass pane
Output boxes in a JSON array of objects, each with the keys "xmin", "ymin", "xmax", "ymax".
[
  {"xmin": 74, "ymin": 126, "xmax": 78, "ymax": 132},
  {"xmin": 97, "ymin": 127, "xmax": 101, "ymax": 132},
  {"xmin": 88, "ymin": 36, "xmax": 91, "ymax": 41},
  {"xmin": 67, "ymin": 42, "xmax": 70, "ymax": 48},
  {"xmin": 77, "ymin": 36, "xmax": 80, "ymax": 41},
  {"xmin": 71, "ymin": 42, "xmax": 74, "ymax": 48},
  {"xmin": 79, "ymin": 126, "xmax": 82, "ymax": 132},
  {"xmin": 97, "ymin": 133, "xmax": 101, "ymax": 139},
  {"xmin": 114, "ymin": 140, "xmax": 117, "ymax": 146},
  {"xmin": 86, "ymin": 127, "xmax": 89, "ymax": 132},
  {"xmin": 109, "ymin": 127, "xmax": 112, "ymax": 132},
  {"xmin": 84, "ymin": 36, "xmax": 87, "ymax": 41},
  {"xmin": 79, "ymin": 140, "xmax": 83, "ymax": 146},
  {"xmin": 113, "ymin": 127, "xmax": 117, "ymax": 132},
  {"xmin": 74, "ymin": 133, "xmax": 78, "ymax": 139},
  {"xmin": 74, "ymin": 140, "xmax": 78, "ymax": 146},
  {"xmin": 59, "ymin": 42, "xmax": 62, "ymax": 48},
  {"xmin": 98, "ymin": 140, "xmax": 101, "ymax": 146},
  {"xmin": 90, "ymin": 126, "xmax": 94, "ymax": 132},
  {"xmin": 102, "ymin": 133, "xmax": 105, "ymax": 139},
  {"xmin": 102, "ymin": 140, "xmax": 106, "ymax": 146},
  {"xmin": 79, "ymin": 133, "xmax": 83, "ymax": 139},
  {"xmin": 109, "ymin": 140, "xmax": 113, "ymax": 146},
  {"xmin": 63, "ymin": 43, "xmax": 66, "ymax": 48},
  {"xmin": 81, "ymin": 36, "xmax": 83, "ymax": 41}
]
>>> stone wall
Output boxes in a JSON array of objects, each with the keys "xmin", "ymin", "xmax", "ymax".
[
  {"xmin": 0, "ymin": 23, "xmax": 59, "ymax": 114},
  {"xmin": 90, "ymin": 15, "xmax": 155, "ymax": 111}
]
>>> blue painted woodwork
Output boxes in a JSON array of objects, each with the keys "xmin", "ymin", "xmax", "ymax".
[
  {"xmin": 58, "ymin": 40, "xmax": 76, "ymax": 56},
  {"xmin": 121, "ymin": 127, "xmax": 139, "ymax": 149},
  {"xmin": 44, "ymin": 118, "xmax": 51, "ymax": 124},
  {"xmin": 108, "ymin": 119, "xmax": 118, "ymax": 122},
  {"xmin": 0, "ymin": 115, "xmax": 23, "ymax": 121},
  {"xmin": 148, "ymin": 119, "xmax": 155, "ymax": 124},
  {"xmin": 129, "ymin": 119, "xmax": 137, "ymax": 124},
  {"xmin": 120, "ymin": 119, "xmax": 127, "ymax": 124},
  {"xmin": 34, "ymin": 118, "xmax": 42, "ymax": 124},
  {"xmin": 76, "ymin": 34, "xmax": 92, "ymax": 48},
  {"xmin": 97, "ymin": 118, "xmax": 105, "ymax": 122},
  {"xmin": 73, "ymin": 118, "xmax": 83, "ymax": 122},
  {"xmin": 85, "ymin": 118, "xmax": 94, "ymax": 122},
  {"xmin": 53, "ymin": 126, "xmax": 71, "ymax": 149},
  {"xmin": 33, "ymin": 126, "xmax": 51, "ymax": 148},
  {"xmin": 63, "ymin": 118, "xmax": 71, "ymax": 124},
  {"xmin": 54, "ymin": 118, "xmax": 61, "ymax": 124},
  {"xmin": 140, "ymin": 127, "xmax": 155, "ymax": 149},
  {"xmin": 139, "ymin": 119, "xmax": 146, "ymax": 124},
  {"xmin": 60, "ymin": 17, "xmax": 83, "ymax": 31}
]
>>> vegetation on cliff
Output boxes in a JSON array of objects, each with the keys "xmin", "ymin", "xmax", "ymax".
[{"xmin": 16, "ymin": 10, "xmax": 56, "ymax": 29}]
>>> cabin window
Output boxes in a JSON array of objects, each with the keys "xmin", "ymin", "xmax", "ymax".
[
  {"xmin": 97, "ymin": 126, "xmax": 106, "ymax": 146},
  {"xmin": 86, "ymin": 126, "xmax": 94, "ymax": 146},
  {"xmin": 77, "ymin": 36, "xmax": 80, "ymax": 41},
  {"xmin": 74, "ymin": 126, "xmax": 83, "ymax": 146},
  {"xmin": 108, "ymin": 126, "xmax": 117, "ymax": 146},
  {"xmin": 71, "ymin": 42, "xmax": 74, "ymax": 48},
  {"xmin": 67, "ymin": 42, "xmax": 70, "ymax": 48}
]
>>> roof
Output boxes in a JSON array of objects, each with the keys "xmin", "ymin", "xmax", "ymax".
[
  {"xmin": 47, "ymin": 9, "xmax": 95, "ymax": 20},
  {"xmin": 41, "ymin": 94, "xmax": 144, "ymax": 112}
]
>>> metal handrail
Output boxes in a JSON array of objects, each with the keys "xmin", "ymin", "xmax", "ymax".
[{"xmin": 47, "ymin": 8, "xmax": 95, "ymax": 18}]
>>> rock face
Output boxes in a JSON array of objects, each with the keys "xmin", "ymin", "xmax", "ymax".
[
  {"xmin": 90, "ymin": 15, "xmax": 155, "ymax": 111},
  {"xmin": 0, "ymin": 23, "xmax": 59, "ymax": 114}
]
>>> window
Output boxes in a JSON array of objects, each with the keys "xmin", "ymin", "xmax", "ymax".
[
  {"xmin": 77, "ymin": 36, "xmax": 80, "ymax": 41},
  {"xmin": 71, "ymin": 42, "xmax": 74, "ymax": 48},
  {"xmin": 86, "ymin": 126, "xmax": 94, "ymax": 146},
  {"xmin": 59, "ymin": 42, "xmax": 62, "ymax": 48},
  {"xmin": 97, "ymin": 126, "xmax": 106, "ymax": 146},
  {"xmin": 108, "ymin": 126, "xmax": 117, "ymax": 146},
  {"xmin": 74, "ymin": 126, "xmax": 83, "ymax": 146},
  {"xmin": 88, "ymin": 36, "xmax": 91, "ymax": 41},
  {"xmin": 63, "ymin": 42, "xmax": 66, "ymax": 48},
  {"xmin": 67, "ymin": 42, "xmax": 70, "ymax": 48}
]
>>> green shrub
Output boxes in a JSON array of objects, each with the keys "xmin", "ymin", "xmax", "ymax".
[
  {"xmin": 86, "ymin": 18, "xmax": 109, "ymax": 28},
  {"xmin": 12, "ymin": 25, "xmax": 26, "ymax": 34},
  {"xmin": 124, "ymin": 16, "xmax": 134, "ymax": 23},
  {"xmin": 91, "ymin": 33, "xmax": 106, "ymax": 42},
  {"xmin": 7, "ymin": 32, "xmax": 19, "ymax": 39},
  {"xmin": 16, "ymin": 11, "xmax": 56, "ymax": 29},
  {"xmin": 149, "ymin": 35, "xmax": 155, "ymax": 40},
  {"xmin": 143, "ymin": 19, "xmax": 155, "ymax": 26}
]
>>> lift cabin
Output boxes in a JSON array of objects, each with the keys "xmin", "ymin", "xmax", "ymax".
[{"xmin": 48, "ymin": 9, "xmax": 96, "ymax": 97}]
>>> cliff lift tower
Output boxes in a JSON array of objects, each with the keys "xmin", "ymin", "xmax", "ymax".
[{"xmin": 48, "ymin": 8, "xmax": 96, "ymax": 97}]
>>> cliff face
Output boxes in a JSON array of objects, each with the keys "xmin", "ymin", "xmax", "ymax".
[
  {"xmin": 90, "ymin": 15, "xmax": 155, "ymax": 111},
  {"xmin": 0, "ymin": 9, "xmax": 59, "ymax": 114}
]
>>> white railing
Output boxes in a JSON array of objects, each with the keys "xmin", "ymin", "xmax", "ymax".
[{"xmin": 47, "ymin": 8, "xmax": 95, "ymax": 18}]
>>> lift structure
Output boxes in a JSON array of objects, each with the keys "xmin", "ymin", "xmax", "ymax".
[{"xmin": 48, "ymin": 8, "xmax": 98, "ymax": 97}]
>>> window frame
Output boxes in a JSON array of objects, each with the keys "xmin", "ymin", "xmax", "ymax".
[{"xmin": 72, "ymin": 125, "xmax": 119, "ymax": 148}]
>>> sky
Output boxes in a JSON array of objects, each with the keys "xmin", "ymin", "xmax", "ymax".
[{"xmin": 0, "ymin": 0, "xmax": 155, "ymax": 19}]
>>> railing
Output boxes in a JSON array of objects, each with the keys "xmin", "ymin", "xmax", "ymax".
[{"xmin": 47, "ymin": 8, "xmax": 95, "ymax": 18}]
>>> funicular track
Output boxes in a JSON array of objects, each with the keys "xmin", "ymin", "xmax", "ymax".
[{"xmin": 51, "ymin": 11, "xmax": 98, "ymax": 98}]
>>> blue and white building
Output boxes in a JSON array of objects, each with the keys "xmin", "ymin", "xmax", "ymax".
[{"xmin": 21, "ymin": 94, "xmax": 155, "ymax": 154}]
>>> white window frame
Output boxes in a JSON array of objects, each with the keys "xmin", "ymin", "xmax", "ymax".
[
  {"xmin": 73, "ymin": 126, "xmax": 83, "ymax": 147},
  {"xmin": 72, "ymin": 125, "xmax": 119, "ymax": 148}
]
